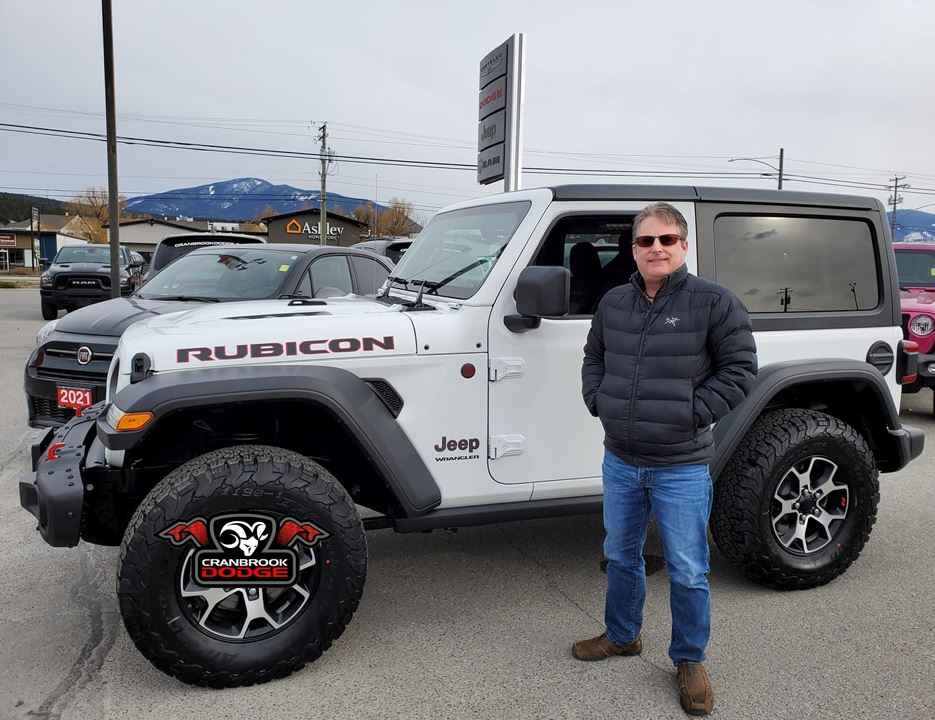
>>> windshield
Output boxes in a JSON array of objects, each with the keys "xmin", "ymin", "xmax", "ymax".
[
  {"xmin": 136, "ymin": 247, "xmax": 299, "ymax": 301},
  {"xmin": 895, "ymin": 247, "xmax": 935, "ymax": 288},
  {"xmin": 151, "ymin": 236, "xmax": 263, "ymax": 273},
  {"xmin": 55, "ymin": 246, "xmax": 124, "ymax": 265},
  {"xmin": 388, "ymin": 201, "xmax": 531, "ymax": 299}
]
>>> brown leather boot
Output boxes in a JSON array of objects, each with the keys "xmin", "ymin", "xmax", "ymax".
[
  {"xmin": 677, "ymin": 662, "xmax": 714, "ymax": 715},
  {"xmin": 571, "ymin": 633, "xmax": 642, "ymax": 661}
]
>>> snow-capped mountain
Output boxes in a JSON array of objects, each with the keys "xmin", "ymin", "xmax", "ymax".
[
  {"xmin": 124, "ymin": 177, "xmax": 390, "ymax": 222},
  {"xmin": 889, "ymin": 209, "xmax": 935, "ymax": 243}
]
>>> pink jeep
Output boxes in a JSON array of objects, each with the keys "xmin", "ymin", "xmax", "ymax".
[{"xmin": 894, "ymin": 243, "xmax": 935, "ymax": 410}]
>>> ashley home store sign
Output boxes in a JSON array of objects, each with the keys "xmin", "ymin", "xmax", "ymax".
[{"xmin": 285, "ymin": 218, "xmax": 344, "ymax": 239}]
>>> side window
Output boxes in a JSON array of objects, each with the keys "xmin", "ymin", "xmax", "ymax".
[
  {"xmin": 309, "ymin": 255, "xmax": 353, "ymax": 296},
  {"xmin": 714, "ymin": 215, "xmax": 880, "ymax": 312},
  {"xmin": 532, "ymin": 215, "xmax": 636, "ymax": 315},
  {"xmin": 350, "ymin": 256, "xmax": 390, "ymax": 295},
  {"xmin": 295, "ymin": 271, "xmax": 312, "ymax": 297}
]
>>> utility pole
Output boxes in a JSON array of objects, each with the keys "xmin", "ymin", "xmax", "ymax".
[
  {"xmin": 888, "ymin": 175, "xmax": 909, "ymax": 238},
  {"xmin": 778, "ymin": 147, "xmax": 784, "ymax": 190},
  {"xmin": 318, "ymin": 122, "xmax": 328, "ymax": 245},
  {"xmin": 777, "ymin": 287, "xmax": 792, "ymax": 312},
  {"xmin": 372, "ymin": 173, "xmax": 378, "ymax": 237},
  {"xmin": 102, "ymin": 0, "xmax": 121, "ymax": 297}
]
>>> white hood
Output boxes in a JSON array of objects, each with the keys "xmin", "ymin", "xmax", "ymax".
[{"xmin": 119, "ymin": 295, "xmax": 417, "ymax": 372}]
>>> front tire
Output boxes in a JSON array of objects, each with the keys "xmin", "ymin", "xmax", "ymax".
[
  {"xmin": 117, "ymin": 445, "xmax": 367, "ymax": 687},
  {"xmin": 41, "ymin": 300, "xmax": 57, "ymax": 320},
  {"xmin": 711, "ymin": 409, "xmax": 879, "ymax": 590}
]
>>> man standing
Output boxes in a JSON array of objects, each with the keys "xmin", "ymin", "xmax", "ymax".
[{"xmin": 574, "ymin": 202, "xmax": 757, "ymax": 716}]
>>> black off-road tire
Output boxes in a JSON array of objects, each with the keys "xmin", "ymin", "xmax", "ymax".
[
  {"xmin": 711, "ymin": 409, "xmax": 879, "ymax": 590},
  {"xmin": 117, "ymin": 444, "xmax": 367, "ymax": 687},
  {"xmin": 41, "ymin": 300, "xmax": 57, "ymax": 320}
]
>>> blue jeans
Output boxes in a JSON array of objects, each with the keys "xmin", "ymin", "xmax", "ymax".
[{"xmin": 602, "ymin": 449, "xmax": 713, "ymax": 664}]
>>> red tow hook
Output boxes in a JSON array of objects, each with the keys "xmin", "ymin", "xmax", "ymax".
[{"xmin": 46, "ymin": 442, "xmax": 66, "ymax": 461}]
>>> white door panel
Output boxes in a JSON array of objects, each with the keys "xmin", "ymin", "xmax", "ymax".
[{"xmin": 488, "ymin": 201, "xmax": 697, "ymax": 485}]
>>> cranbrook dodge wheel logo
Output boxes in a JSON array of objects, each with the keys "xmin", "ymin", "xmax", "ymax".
[{"xmin": 159, "ymin": 512, "xmax": 329, "ymax": 587}]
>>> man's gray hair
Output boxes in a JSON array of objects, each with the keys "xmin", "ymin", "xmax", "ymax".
[{"xmin": 632, "ymin": 202, "xmax": 689, "ymax": 240}]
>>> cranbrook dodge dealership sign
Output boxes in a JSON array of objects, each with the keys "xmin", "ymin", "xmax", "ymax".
[{"xmin": 477, "ymin": 34, "xmax": 525, "ymax": 189}]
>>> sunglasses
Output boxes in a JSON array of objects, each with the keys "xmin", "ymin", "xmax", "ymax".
[{"xmin": 633, "ymin": 234, "xmax": 683, "ymax": 248}]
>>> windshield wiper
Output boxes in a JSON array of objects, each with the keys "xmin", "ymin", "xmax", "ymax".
[
  {"xmin": 380, "ymin": 275, "xmax": 412, "ymax": 299},
  {"xmin": 146, "ymin": 295, "xmax": 220, "ymax": 302}
]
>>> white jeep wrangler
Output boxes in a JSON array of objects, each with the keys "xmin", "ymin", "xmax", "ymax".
[{"xmin": 21, "ymin": 185, "xmax": 923, "ymax": 687}]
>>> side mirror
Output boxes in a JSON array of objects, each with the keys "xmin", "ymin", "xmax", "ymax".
[
  {"xmin": 40, "ymin": 258, "xmax": 50, "ymax": 270},
  {"xmin": 505, "ymin": 266, "xmax": 570, "ymax": 333}
]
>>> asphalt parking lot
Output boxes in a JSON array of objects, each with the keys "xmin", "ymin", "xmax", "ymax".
[{"xmin": 1, "ymin": 288, "xmax": 933, "ymax": 720}]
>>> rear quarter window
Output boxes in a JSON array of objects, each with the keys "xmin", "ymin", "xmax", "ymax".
[{"xmin": 713, "ymin": 215, "xmax": 880, "ymax": 313}]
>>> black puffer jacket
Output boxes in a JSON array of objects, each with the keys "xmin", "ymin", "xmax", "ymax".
[{"xmin": 582, "ymin": 264, "xmax": 757, "ymax": 466}]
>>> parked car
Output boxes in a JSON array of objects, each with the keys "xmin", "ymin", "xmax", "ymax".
[
  {"xmin": 25, "ymin": 243, "xmax": 393, "ymax": 427},
  {"xmin": 893, "ymin": 242, "xmax": 935, "ymax": 411},
  {"xmin": 143, "ymin": 232, "xmax": 265, "ymax": 281},
  {"xmin": 39, "ymin": 244, "xmax": 145, "ymax": 319},
  {"xmin": 352, "ymin": 237, "xmax": 412, "ymax": 264}
]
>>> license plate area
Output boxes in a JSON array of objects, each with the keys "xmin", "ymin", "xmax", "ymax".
[{"xmin": 57, "ymin": 386, "xmax": 93, "ymax": 411}]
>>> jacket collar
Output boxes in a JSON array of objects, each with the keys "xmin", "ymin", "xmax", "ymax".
[{"xmin": 630, "ymin": 262, "xmax": 689, "ymax": 298}]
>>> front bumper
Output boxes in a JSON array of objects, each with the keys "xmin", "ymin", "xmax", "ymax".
[
  {"xmin": 887, "ymin": 422, "xmax": 925, "ymax": 472},
  {"xmin": 19, "ymin": 403, "xmax": 105, "ymax": 547},
  {"xmin": 41, "ymin": 286, "xmax": 131, "ymax": 309},
  {"xmin": 913, "ymin": 352, "xmax": 935, "ymax": 387}
]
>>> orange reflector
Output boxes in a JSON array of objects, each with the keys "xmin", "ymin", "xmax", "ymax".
[{"xmin": 115, "ymin": 411, "xmax": 154, "ymax": 432}]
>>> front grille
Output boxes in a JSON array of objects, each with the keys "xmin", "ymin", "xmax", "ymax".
[
  {"xmin": 365, "ymin": 379, "xmax": 404, "ymax": 417},
  {"xmin": 902, "ymin": 314, "xmax": 910, "ymax": 338},
  {"xmin": 45, "ymin": 348, "xmax": 114, "ymax": 363},
  {"xmin": 36, "ymin": 367, "xmax": 107, "ymax": 383},
  {"xmin": 55, "ymin": 275, "xmax": 110, "ymax": 290},
  {"xmin": 31, "ymin": 397, "xmax": 78, "ymax": 425}
]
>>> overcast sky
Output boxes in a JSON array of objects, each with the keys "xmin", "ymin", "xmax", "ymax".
[{"xmin": 3, "ymin": 0, "xmax": 935, "ymax": 223}]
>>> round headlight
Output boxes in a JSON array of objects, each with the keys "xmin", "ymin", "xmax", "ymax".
[{"xmin": 910, "ymin": 314, "xmax": 935, "ymax": 337}]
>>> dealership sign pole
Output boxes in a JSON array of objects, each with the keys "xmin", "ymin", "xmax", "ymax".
[
  {"xmin": 102, "ymin": 0, "xmax": 121, "ymax": 297},
  {"xmin": 477, "ymin": 34, "xmax": 525, "ymax": 191},
  {"xmin": 31, "ymin": 206, "xmax": 39, "ymax": 269}
]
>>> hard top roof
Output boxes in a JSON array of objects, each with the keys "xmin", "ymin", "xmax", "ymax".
[
  {"xmin": 549, "ymin": 184, "xmax": 880, "ymax": 210},
  {"xmin": 186, "ymin": 242, "xmax": 387, "ymax": 257}
]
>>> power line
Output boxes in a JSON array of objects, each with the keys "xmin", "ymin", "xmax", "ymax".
[
  {"xmin": 6, "ymin": 102, "xmax": 935, "ymax": 183},
  {"xmin": 6, "ymin": 121, "xmax": 935, "ymax": 196},
  {"xmin": 0, "ymin": 123, "xmax": 776, "ymax": 179}
]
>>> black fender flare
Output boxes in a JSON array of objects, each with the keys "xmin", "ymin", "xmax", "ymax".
[
  {"xmin": 98, "ymin": 365, "xmax": 441, "ymax": 516},
  {"xmin": 712, "ymin": 359, "xmax": 910, "ymax": 479}
]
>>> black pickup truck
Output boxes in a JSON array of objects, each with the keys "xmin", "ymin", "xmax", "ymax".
[{"xmin": 39, "ymin": 245, "xmax": 145, "ymax": 319}]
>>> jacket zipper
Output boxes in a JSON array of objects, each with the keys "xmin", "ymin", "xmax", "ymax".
[{"xmin": 626, "ymin": 280, "xmax": 675, "ymax": 460}]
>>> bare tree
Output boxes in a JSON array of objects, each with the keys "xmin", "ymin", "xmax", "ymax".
[
  {"xmin": 353, "ymin": 198, "xmax": 418, "ymax": 237},
  {"xmin": 379, "ymin": 198, "xmax": 418, "ymax": 236},
  {"xmin": 253, "ymin": 204, "xmax": 278, "ymax": 222},
  {"xmin": 67, "ymin": 186, "xmax": 127, "ymax": 243}
]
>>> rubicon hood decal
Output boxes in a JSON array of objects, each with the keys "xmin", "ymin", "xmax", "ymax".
[
  {"xmin": 119, "ymin": 297, "xmax": 418, "ymax": 370},
  {"xmin": 178, "ymin": 336, "xmax": 396, "ymax": 363}
]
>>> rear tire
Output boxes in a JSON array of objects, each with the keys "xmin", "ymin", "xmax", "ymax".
[
  {"xmin": 41, "ymin": 301, "xmax": 57, "ymax": 320},
  {"xmin": 117, "ymin": 444, "xmax": 367, "ymax": 687},
  {"xmin": 711, "ymin": 409, "xmax": 879, "ymax": 590}
]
